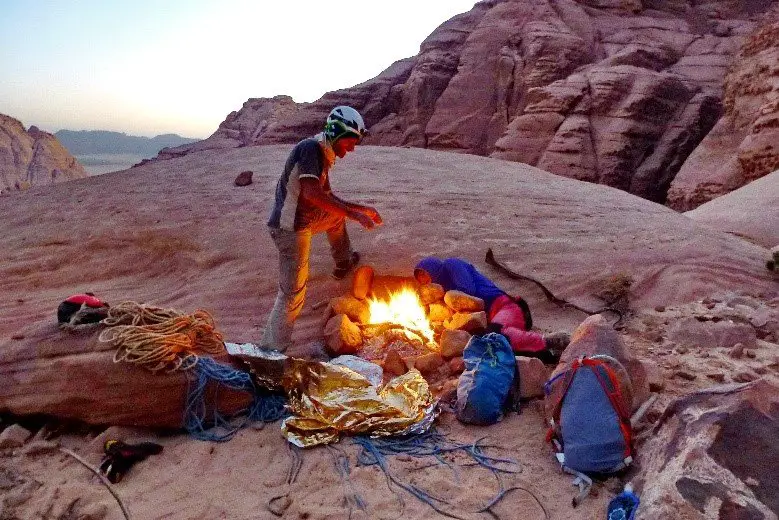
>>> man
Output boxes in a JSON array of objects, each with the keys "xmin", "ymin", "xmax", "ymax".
[
  {"xmin": 260, "ymin": 106, "xmax": 382, "ymax": 352},
  {"xmin": 414, "ymin": 257, "xmax": 570, "ymax": 363}
]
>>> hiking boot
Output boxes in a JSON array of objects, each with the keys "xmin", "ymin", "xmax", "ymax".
[
  {"xmin": 332, "ymin": 251, "xmax": 360, "ymax": 280},
  {"xmin": 543, "ymin": 331, "xmax": 571, "ymax": 358}
]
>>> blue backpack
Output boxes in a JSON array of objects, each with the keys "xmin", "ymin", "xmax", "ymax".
[
  {"xmin": 545, "ymin": 356, "xmax": 633, "ymax": 503},
  {"xmin": 456, "ymin": 333, "xmax": 517, "ymax": 425}
]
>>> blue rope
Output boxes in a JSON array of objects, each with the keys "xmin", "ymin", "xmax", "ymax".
[
  {"xmin": 351, "ymin": 430, "xmax": 521, "ymax": 519},
  {"xmin": 183, "ymin": 356, "xmax": 287, "ymax": 442}
]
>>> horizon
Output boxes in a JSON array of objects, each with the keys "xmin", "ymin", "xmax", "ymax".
[{"xmin": 0, "ymin": 1, "xmax": 476, "ymax": 140}]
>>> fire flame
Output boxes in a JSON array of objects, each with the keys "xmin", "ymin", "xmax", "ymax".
[{"xmin": 368, "ymin": 287, "xmax": 435, "ymax": 343}]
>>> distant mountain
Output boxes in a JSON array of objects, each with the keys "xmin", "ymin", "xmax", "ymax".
[
  {"xmin": 55, "ymin": 130, "xmax": 198, "ymax": 157},
  {"xmin": 0, "ymin": 114, "xmax": 87, "ymax": 192}
]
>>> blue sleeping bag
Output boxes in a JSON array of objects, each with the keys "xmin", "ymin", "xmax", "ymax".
[{"xmin": 456, "ymin": 333, "xmax": 517, "ymax": 425}]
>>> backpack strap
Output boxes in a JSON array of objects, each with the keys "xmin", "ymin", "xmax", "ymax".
[{"xmin": 582, "ymin": 358, "xmax": 633, "ymax": 458}]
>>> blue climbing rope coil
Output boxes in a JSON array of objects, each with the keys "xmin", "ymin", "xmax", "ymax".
[
  {"xmin": 183, "ymin": 356, "xmax": 287, "ymax": 442},
  {"xmin": 351, "ymin": 429, "xmax": 522, "ymax": 519}
]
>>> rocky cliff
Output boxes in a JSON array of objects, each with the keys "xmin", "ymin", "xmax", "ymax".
[
  {"xmin": 155, "ymin": 0, "xmax": 776, "ymax": 207},
  {"xmin": 667, "ymin": 5, "xmax": 779, "ymax": 210},
  {"xmin": 0, "ymin": 114, "xmax": 87, "ymax": 193}
]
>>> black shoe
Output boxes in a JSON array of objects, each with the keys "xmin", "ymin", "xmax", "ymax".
[{"xmin": 332, "ymin": 251, "xmax": 360, "ymax": 280}]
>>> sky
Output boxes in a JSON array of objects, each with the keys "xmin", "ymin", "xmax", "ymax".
[{"xmin": 0, "ymin": 1, "xmax": 477, "ymax": 139}]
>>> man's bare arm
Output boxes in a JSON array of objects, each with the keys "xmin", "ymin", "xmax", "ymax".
[{"xmin": 299, "ymin": 178, "xmax": 377, "ymax": 229}]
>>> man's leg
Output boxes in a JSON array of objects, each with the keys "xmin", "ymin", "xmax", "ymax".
[
  {"xmin": 324, "ymin": 216, "xmax": 353, "ymax": 267},
  {"xmin": 260, "ymin": 227, "xmax": 311, "ymax": 351}
]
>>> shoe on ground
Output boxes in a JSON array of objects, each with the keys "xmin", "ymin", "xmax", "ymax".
[
  {"xmin": 332, "ymin": 251, "xmax": 361, "ymax": 280},
  {"xmin": 543, "ymin": 331, "xmax": 571, "ymax": 355}
]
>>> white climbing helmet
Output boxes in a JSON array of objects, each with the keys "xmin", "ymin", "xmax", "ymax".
[{"xmin": 324, "ymin": 106, "xmax": 367, "ymax": 143}]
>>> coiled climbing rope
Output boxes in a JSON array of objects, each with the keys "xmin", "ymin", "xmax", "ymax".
[{"xmin": 98, "ymin": 302, "xmax": 225, "ymax": 372}]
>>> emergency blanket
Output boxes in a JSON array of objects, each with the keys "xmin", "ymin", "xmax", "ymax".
[{"xmin": 281, "ymin": 358, "xmax": 437, "ymax": 448}]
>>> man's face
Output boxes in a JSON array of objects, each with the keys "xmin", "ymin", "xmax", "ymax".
[{"xmin": 332, "ymin": 136, "xmax": 359, "ymax": 158}]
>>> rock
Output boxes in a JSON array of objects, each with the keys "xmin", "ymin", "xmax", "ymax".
[
  {"xmin": 351, "ymin": 265, "xmax": 374, "ymax": 300},
  {"xmin": 729, "ymin": 342, "xmax": 745, "ymax": 358},
  {"xmin": 418, "ymin": 283, "xmax": 445, "ymax": 305},
  {"xmin": 427, "ymin": 303, "xmax": 453, "ymax": 323},
  {"xmin": 443, "ymin": 290, "xmax": 484, "ymax": 312},
  {"xmin": 733, "ymin": 371, "xmax": 757, "ymax": 383},
  {"xmin": 670, "ymin": 12, "xmax": 779, "ymax": 213},
  {"xmin": 706, "ymin": 372, "xmax": 726, "ymax": 383},
  {"xmin": 327, "ymin": 296, "xmax": 370, "ymax": 325},
  {"xmin": 233, "ymin": 170, "xmax": 253, "ymax": 186},
  {"xmin": 323, "ymin": 314, "xmax": 362, "ymax": 356},
  {"xmin": 654, "ymin": 305, "xmax": 666, "ymax": 312},
  {"xmin": 439, "ymin": 329, "xmax": 472, "ymax": 359},
  {"xmin": 552, "ymin": 314, "xmax": 648, "ymax": 411},
  {"xmin": 0, "ymin": 424, "xmax": 32, "ymax": 448},
  {"xmin": 268, "ymin": 495, "xmax": 292, "ymax": 516},
  {"xmin": 414, "ymin": 352, "xmax": 445, "ymax": 375},
  {"xmin": 667, "ymin": 317, "xmax": 757, "ymax": 349},
  {"xmin": 0, "ymin": 114, "xmax": 87, "ymax": 192},
  {"xmin": 21, "ymin": 440, "xmax": 59, "ymax": 456},
  {"xmin": 642, "ymin": 359, "xmax": 666, "ymax": 392},
  {"xmin": 638, "ymin": 380, "xmax": 779, "ymax": 517},
  {"xmin": 745, "ymin": 349, "xmax": 757, "ymax": 359},
  {"xmin": 516, "ymin": 357, "xmax": 551, "ymax": 399},
  {"xmin": 673, "ymin": 370, "xmax": 697, "ymax": 381},
  {"xmin": 137, "ymin": 0, "xmax": 779, "ymax": 217},
  {"xmin": 383, "ymin": 349, "xmax": 407, "ymax": 377},
  {"xmin": 448, "ymin": 357, "xmax": 465, "ymax": 375},
  {"xmin": 444, "ymin": 311, "xmax": 488, "ymax": 333}
]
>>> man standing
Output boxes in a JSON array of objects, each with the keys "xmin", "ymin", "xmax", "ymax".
[{"xmin": 260, "ymin": 106, "xmax": 382, "ymax": 352}]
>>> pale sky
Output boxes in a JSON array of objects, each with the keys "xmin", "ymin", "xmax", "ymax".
[{"xmin": 0, "ymin": 0, "xmax": 476, "ymax": 138}]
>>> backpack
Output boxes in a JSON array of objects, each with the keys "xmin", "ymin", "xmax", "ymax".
[
  {"xmin": 544, "ymin": 356, "xmax": 633, "ymax": 502},
  {"xmin": 456, "ymin": 333, "xmax": 517, "ymax": 425}
]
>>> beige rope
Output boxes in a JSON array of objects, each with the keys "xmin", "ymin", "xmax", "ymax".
[{"xmin": 99, "ymin": 302, "xmax": 225, "ymax": 373}]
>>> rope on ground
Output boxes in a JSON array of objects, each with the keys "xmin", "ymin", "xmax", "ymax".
[
  {"xmin": 351, "ymin": 430, "xmax": 522, "ymax": 520},
  {"xmin": 183, "ymin": 356, "xmax": 287, "ymax": 442},
  {"xmin": 101, "ymin": 301, "xmax": 183, "ymax": 327},
  {"xmin": 327, "ymin": 445, "xmax": 368, "ymax": 520},
  {"xmin": 485, "ymin": 248, "xmax": 625, "ymax": 328},
  {"xmin": 59, "ymin": 447, "xmax": 131, "ymax": 520},
  {"xmin": 99, "ymin": 304, "xmax": 225, "ymax": 373}
]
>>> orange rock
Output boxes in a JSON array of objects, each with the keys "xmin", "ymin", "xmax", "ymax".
[
  {"xmin": 414, "ymin": 352, "xmax": 445, "ymax": 375},
  {"xmin": 383, "ymin": 349, "xmax": 407, "ymax": 377},
  {"xmin": 448, "ymin": 357, "xmax": 465, "ymax": 374}
]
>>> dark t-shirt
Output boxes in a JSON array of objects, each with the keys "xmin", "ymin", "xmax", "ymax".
[{"xmin": 268, "ymin": 135, "xmax": 334, "ymax": 231}]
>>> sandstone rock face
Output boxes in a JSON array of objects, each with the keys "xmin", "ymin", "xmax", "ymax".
[
  {"xmin": 668, "ymin": 7, "xmax": 779, "ymax": 210},
  {"xmin": 685, "ymin": 168, "xmax": 779, "ymax": 248},
  {"xmin": 0, "ymin": 114, "xmax": 87, "ymax": 193},
  {"xmin": 147, "ymin": 1, "xmax": 774, "ymax": 206},
  {"xmin": 638, "ymin": 380, "xmax": 779, "ymax": 519},
  {"xmin": 0, "ymin": 323, "xmax": 249, "ymax": 428}
]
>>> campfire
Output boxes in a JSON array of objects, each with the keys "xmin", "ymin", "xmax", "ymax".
[{"xmin": 322, "ymin": 267, "xmax": 489, "ymax": 384}]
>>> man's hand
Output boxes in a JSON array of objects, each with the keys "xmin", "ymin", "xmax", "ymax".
[
  {"xmin": 360, "ymin": 206, "xmax": 383, "ymax": 225},
  {"xmin": 351, "ymin": 211, "xmax": 376, "ymax": 229}
]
